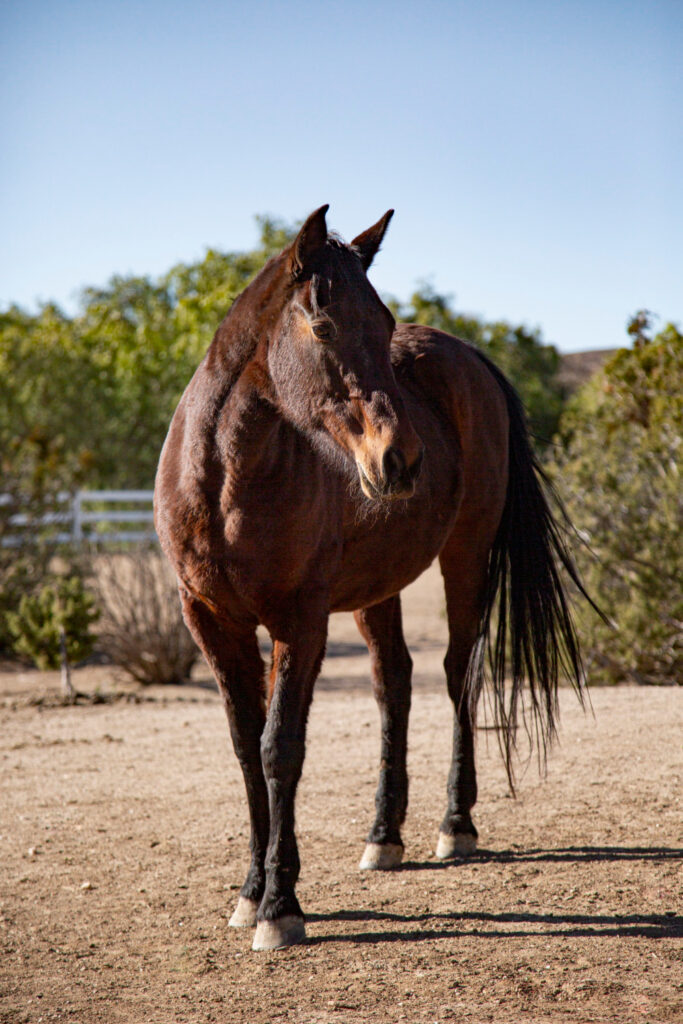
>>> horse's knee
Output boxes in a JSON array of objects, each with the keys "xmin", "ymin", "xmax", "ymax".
[{"xmin": 260, "ymin": 729, "xmax": 305, "ymax": 782}]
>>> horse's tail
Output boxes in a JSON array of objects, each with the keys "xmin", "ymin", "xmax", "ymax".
[{"xmin": 467, "ymin": 351, "xmax": 599, "ymax": 788}]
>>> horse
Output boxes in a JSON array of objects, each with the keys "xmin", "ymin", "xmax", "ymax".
[{"xmin": 154, "ymin": 205, "xmax": 587, "ymax": 951}]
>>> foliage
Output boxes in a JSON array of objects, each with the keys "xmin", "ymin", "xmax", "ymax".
[
  {"xmin": 7, "ymin": 575, "xmax": 99, "ymax": 670},
  {"xmin": 389, "ymin": 284, "xmax": 565, "ymax": 441},
  {"xmin": 90, "ymin": 547, "xmax": 199, "ymax": 685},
  {"xmin": 0, "ymin": 218, "xmax": 297, "ymax": 491},
  {"xmin": 550, "ymin": 313, "xmax": 682, "ymax": 685}
]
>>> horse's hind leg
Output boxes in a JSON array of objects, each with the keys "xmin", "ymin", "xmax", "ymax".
[
  {"xmin": 354, "ymin": 595, "xmax": 412, "ymax": 870},
  {"xmin": 180, "ymin": 592, "xmax": 268, "ymax": 928},
  {"xmin": 437, "ymin": 548, "xmax": 489, "ymax": 859}
]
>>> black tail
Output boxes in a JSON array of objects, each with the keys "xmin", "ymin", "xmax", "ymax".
[{"xmin": 466, "ymin": 352, "xmax": 599, "ymax": 788}]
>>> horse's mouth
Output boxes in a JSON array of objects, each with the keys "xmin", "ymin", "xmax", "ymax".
[{"xmin": 357, "ymin": 462, "xmax": 415, "ymax": 502}]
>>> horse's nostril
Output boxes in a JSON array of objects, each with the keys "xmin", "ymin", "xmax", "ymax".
[{"xmin": 382, "ymin": 446, "xmax": 406, "ymax": 486}]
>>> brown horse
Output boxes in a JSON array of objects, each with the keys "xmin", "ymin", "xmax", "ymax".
[{"xmin": 154, "ymin": 205, "xmax": 586, "ymax": 951}]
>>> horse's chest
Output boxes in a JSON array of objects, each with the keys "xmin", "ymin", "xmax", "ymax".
[
  {"xmin": 331, "ymin": 460, "xmax": 462, "ymax": 611},
  {"xmin": 220, "ymin": 469, "xmax": 340, "ymax": 588}
]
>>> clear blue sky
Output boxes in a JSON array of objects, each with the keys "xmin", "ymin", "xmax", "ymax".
[{"xmin": 2, "ymin": 0, "xmax": 681, "ymax": 352}]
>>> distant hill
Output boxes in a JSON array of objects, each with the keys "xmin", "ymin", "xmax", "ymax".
[{"xmin": 558, "ymin": 349, "xmax": 618, "ymax": 392}]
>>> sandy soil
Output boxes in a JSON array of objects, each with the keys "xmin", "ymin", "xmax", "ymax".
[{"xmin": 1, "ymin": 565, "xmax": 681, "ymax": 1024}]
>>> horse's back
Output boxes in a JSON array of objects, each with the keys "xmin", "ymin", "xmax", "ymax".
[{"xmin": 392, "ymin": 324, "xmax": 509, "ymax": 502}]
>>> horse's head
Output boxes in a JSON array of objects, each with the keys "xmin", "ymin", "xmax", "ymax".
[{"xmin": 267, "ymin": 205, "xmax": 424, "ymax": 500}]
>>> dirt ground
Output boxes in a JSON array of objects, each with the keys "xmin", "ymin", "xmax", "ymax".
[{"xmin": 1, "ymin": 564, "xmax": 681, "ymax": 1024}]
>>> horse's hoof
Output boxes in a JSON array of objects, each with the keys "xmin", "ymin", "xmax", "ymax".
[
  {"xmin": 435, "ymin": 830, "xmax": 478, "ymax": 859},
  {"xmin": 359, "ymin": 842, "xmax": 404, "ymax": 870},
  {"xmin": 252, "ymin": 916, "xmax": 306, "ymax": 951},
  {"xmin": 228, "ymin": 896, "xmax": 258, "ymax": 928}
]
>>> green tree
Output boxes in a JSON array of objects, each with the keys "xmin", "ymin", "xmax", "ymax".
[
  {"xmin": 550, "ymin": 313, "xmax": 682, "ymax": 685},
  {"xmin": 0, "ymin": 218, "xmax": 297, "ymax": 491},
  {"xmin": 0, "ymin": 303, "xmax": 98, "ymax": 486}
]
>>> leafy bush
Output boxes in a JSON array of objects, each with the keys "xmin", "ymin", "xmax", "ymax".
[
  {"xmin": 7, "ymin": 575, "xmax": 99, "ymax": 670},
  {"xmin": 550, "ymin": 314, "xmax": 682, "ymax": 685},
  {"xmin": 91, "ymin": 547, "xmax": 198, "ymax": 685}
]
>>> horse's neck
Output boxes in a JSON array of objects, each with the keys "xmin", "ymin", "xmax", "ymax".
[
  {"xmin": 208, "ymin": 253, "xmax": 288, "ymax": 374},
  {"xmin": 199, "ymin": 248, "xmax": 299, "ymax": 424},
  {"xmin": 201, "ymin": 357, "xmax": 274, "ymax": 474}
]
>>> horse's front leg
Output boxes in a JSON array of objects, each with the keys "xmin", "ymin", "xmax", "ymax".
[
  {"xmin": 179, "ymin": 594, "xmax": 268, "ymax": 927},
  {"xmin": 354, "ymin": 595, "xmax": 412, "ymax": 870},
  {"xmin": 252, "ymin": 595, "xmax": 328, "ymax": 951}
]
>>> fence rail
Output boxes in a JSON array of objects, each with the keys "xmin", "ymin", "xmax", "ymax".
[{"xmin": 1, "ymin": 490, "xmax": 157, "ymax": 546}]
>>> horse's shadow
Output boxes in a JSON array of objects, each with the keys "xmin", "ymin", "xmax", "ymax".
[
  {"xmin": 401, "ymin": 844, "xmax": 683, "ymax": 867},
  {"xmin": 305, "ymin": 908, "xmax": 681, "ymax": 944},
  {"xmin": 305, "ymin": 845, "xmax": 682, "ymax": 945}
]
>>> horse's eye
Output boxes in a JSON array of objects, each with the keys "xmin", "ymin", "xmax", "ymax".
[{"xmin": 311, "ymin": 319, "xmax": 335, "ymax": 342}]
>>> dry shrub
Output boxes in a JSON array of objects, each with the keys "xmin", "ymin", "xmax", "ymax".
[{"xmin": 91, "ymin": 546, "xmax": 199, "ymax": 685}]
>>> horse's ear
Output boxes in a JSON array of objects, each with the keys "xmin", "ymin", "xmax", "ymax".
[
  {"xmin": 290, "ymin": 204, "xmax": 330, "ymax": 280},
  {"xmin": 351, "ymin": 210, "xmax": 394, "ymax": 271}
]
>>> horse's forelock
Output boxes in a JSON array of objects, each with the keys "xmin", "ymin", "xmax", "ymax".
[{"xmin": 288, "ymin": 235, "xmax": 363, "ymax": 320}]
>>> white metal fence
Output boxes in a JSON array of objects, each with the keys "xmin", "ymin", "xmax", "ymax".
[{"xmin": 1, "ymin": 490, "xmax": 156, "ymax": 546}]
